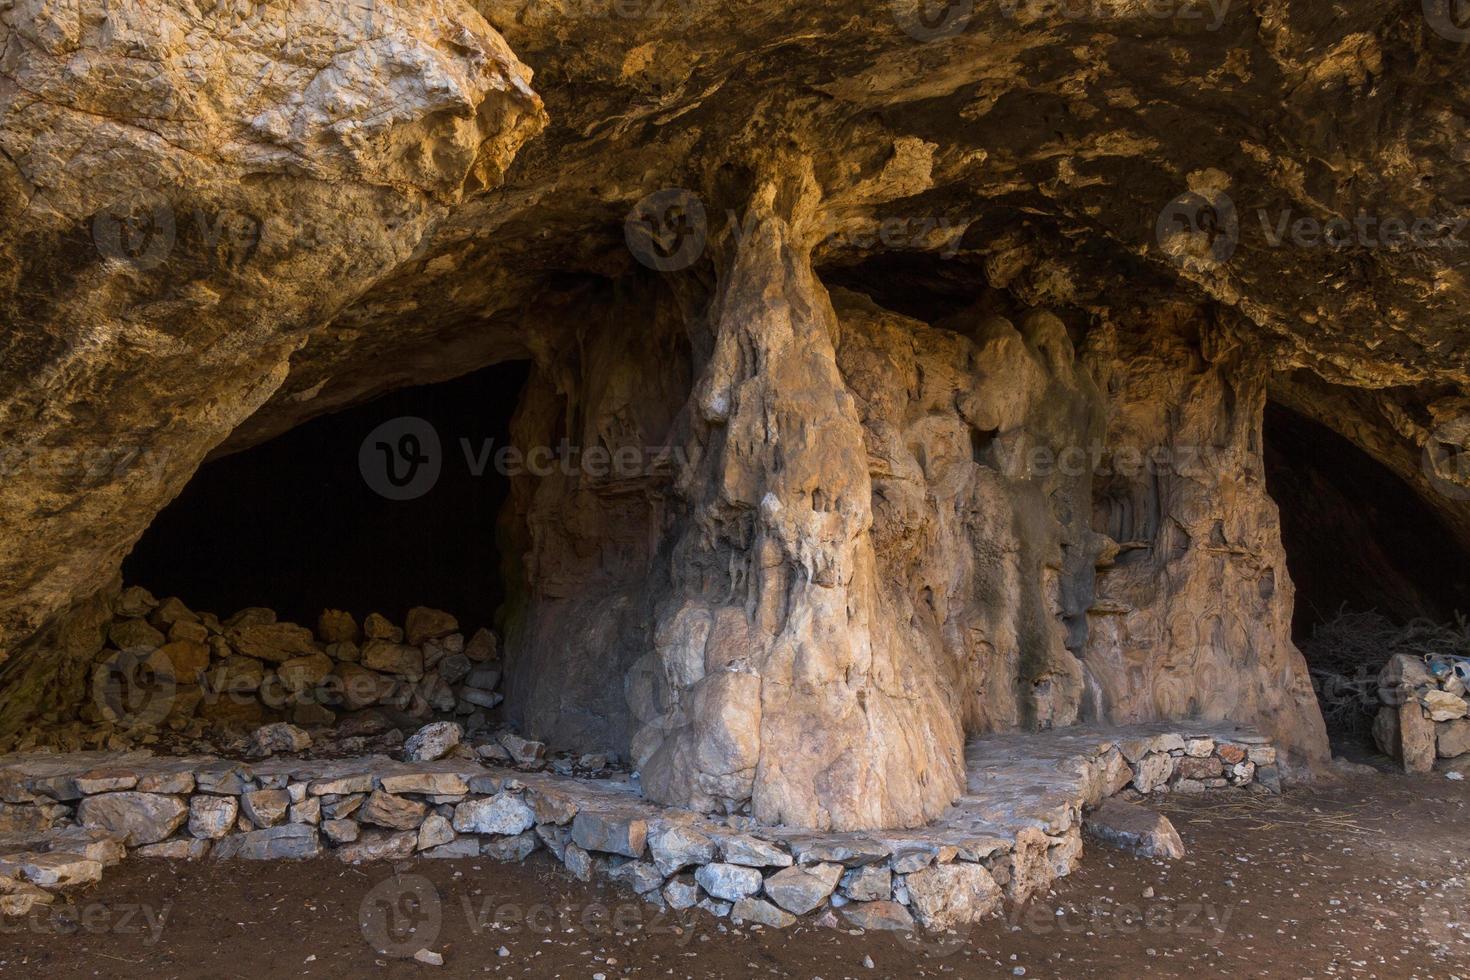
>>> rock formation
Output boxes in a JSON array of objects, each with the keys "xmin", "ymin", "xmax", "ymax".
[{"xmin": 4, "ymin": 1, "xmax": 1468, "ymax": 830}]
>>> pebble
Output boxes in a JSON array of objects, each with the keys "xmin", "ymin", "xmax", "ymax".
[{"xmin": 412, "ymin": 949, "xmax": 443, "ymax": 966}]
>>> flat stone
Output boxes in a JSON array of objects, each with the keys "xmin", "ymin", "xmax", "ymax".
[
  {"xmin": 188, "ymin": 795, "xmax": 239, "ymax": 839},
  {"xmin": 733, "ymin": 896, "xmax": 796, "ymax": 928},
  {"xmin": 195, "ymin": 765, "xmax": 252, "ymax": 795},
  {"xmin": 464, "ymin": 664, "xmax": 501, "ymax": 690},
  {"xmin": 904, "ymin": 862, "xmax": 1003, "ymax": 929},
  {"xmin": 18, "ymin": 851, "xmax": 104, "ymax": 887},
  {"xmin": 453, "ymin": 794, "xmax": 535, "ymax": 835},
  {"xmin": 1084, "ymin": 799, "xmax": 1185, "ymax": 859},
  {"xmin": 841, "ymin": 864, "xmax": 892, "ymax": 901},
  {"xmin": 73, "ymin": 770, "xmax": 139, "ymax": 795},
  {"xmin": 786, "ymin": 836, "xmax": 888, "ymax": 867},
  {"xmin": 360, "ymin": 790, "xmax": 427, "ymax": 830},
  {"xmin": 241, "ymin": 788, "xmax": 291, "ymax": 827},
  {"xmin": 322, "ymin": 819, "xmax": 360, "ymax": 844},
  {"xmin": 137, "ymin": 771, "xmax": 195, "ymax": 794},
  {"xmin": 403, "ymin": 722, "xmax": 462, "ymax": 762},
  {"xmin": 763, "ymin": 862, "xmax": 842, "ymax": 914},
  {"xmin": 322, "ymin": 793, "xmax": 366, "ymax": 820},
  {"xmin": 482, "ymin": 831, "xmax": 538, "ymax": 862},
  {"xmin": 213, "ymin": 824, "xmax": 321, "ymax": 860},
  {"xmin": 379, "ymin": 772, "xmax": 468, "ymax": 796},
  {"xmin": 1175, "ymin": 755, "xmax": 1223, "ymax": 780},
  {"xmin": 77, "ymin": 792, "xmax": 187, "ymax": 846},
  {"xmin": 649, "ymin": 824, "xmax": 716, "ymax": 876},
  {"xmin": 417, "ymin": 813, "xmax": 455, "ymax": 850},
  {"xmin": 229, "ymin": 622, "xmax": 319, "ymax": 664},
  {"xmin": 841, "ymin": 900, "xmax": 915, "ymax": 932},
  {"xmin": 309, "ymin": 773, "xmax": 374, "ymax": 796},
  {"xmin": 718, "ymin": 834, "xmax": 792, "ymax": 868},
  {"xmin": 337, "ymin": 829, "xmax": 418, "ymax": 863},
  {"xmin": 135, "ymin": 838, "xmax": 211, "ymax": 860},
  {"xmin": 460, "ymin": 689, "xmax": 503, "ymax": 710},
  {"xmin": 695, "ymin": 862, "xmax": 763, "ymax": 902},
  {"xmin": 572, "ymin": 810, "xmax": 648, "ymax": 859},
  {"xmin": 425, "ymin": 838, "xmax": 480, "ymax": 859}
]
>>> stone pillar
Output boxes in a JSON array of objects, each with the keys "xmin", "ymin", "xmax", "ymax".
[{"xmin": 633, "ymin": 181, "xmax": 966, "ymax": 830}]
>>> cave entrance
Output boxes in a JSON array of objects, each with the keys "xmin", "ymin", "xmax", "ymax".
[
  {"xmin": 124, "ymin": 360, "xmax": 531, "ymax": 634},
  {"xmin": 1263, "ymin": 401, "xmax": 1470, "ymax": 746}
]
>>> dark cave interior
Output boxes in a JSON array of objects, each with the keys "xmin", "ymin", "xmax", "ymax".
[{"xmin": 122, "ymin": 360, "xmax": 531, "ymax": 632}]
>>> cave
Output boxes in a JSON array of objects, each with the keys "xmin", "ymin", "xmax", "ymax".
[
  {"xmin": 3, "ymin": 0, "xmax": 1470, "ymax": 948},
  {"xmin": 120, "ymin": 360, "xmax": 530, "ymax": 634}
]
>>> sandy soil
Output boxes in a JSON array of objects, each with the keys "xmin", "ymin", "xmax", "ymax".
[{"xmin": 1, "ymin": 763, "xmax": 1466, "ymax": 979}]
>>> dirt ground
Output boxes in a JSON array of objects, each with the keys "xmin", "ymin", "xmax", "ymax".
[{"xmin": 1, "ymin": 760, "xmax": 1467, "ymax": 980}]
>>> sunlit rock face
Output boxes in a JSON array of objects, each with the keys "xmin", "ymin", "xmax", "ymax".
[{"xmin": 7, "ymin": 0, "xmax": 1470, "ymax": 828}]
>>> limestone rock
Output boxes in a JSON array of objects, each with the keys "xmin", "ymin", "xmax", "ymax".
[
  {"xmin": 18, "ymin": 852, "xmax": 104, "ymax": 887},
  {"xmin": 404, "ymin": 722, "xmax": 462, "ymax": 761},
  {"xmin": 841, "ymin": 865, "xmax": 892, "ymax": 902},
  {"xmin": 77, "ymin": 793, "xmax": 187, "ymax": 846},
  {"xmin": 241, "ymin": 789, "xmax": 291, "ymax": 828},
  {"xmin": 406, "ymin": 607, "xmax": 459, "ymax": 645},
  {"xmin": 1423, "ymin": 690, "xmax": 1469, "ymax": 722},
  {"xmin": 841, "ymin": 900, "xmax": 915, "ymax": 932},
  {"xmin": 135, "ymin": 838, "xmax": 211, "ymax": 860},
  {"xmin": 213, "ymin": 825, "xmax": 321, "ymax": 861},
  {"xmin": 482, "ymin": 831, "xmax": 538, "ymax": 863},
  {"xmin": 452, "ymin": 794, "xmax": 534, "ymax": 836},
  {"xmin": 1439, "ymin": 719, "xmax": 1470, "ymax": 758},
  {"xmin": 336, "ymin": 830, "xmax": 417, "ymax": 863},
  {"xmin": 189, "ymin": 796, "xmax": 240, "ymax": 839},
  {"xmin": 416, "ymin": 813, "xmax": 455, "ymax": 851},
  {"xmin": 360, "ymin": 790, "xmax": 427, "ymax": 830},
  {"xmin": 648, "ymin": 825, "xmax": 716, "ymax": 876},
  {"xmin": 379, "ymin": 773, "xmax": 468, "ymax": 797},
  {"xmin": 903, "ymin": 863, "xmax": 1003, "ymax": 930},
  {"xmin": 572, "ymin": 810, "xmax": 647, "ymax": 859},
  {"xmin": 229, "ymin": 624, "xmax": 319, "ymax": 664},
  {"xmin": 248, "ymin": 723, "xmax": 312, "ymax": 757},
  {"xmin": 663, "ymin": 875, "xmax": 700, "ymax": 910},
  {"xmin": 1084, "ymin": 800, "xmax": 1186, "ymax": 859},
  {"xmin": 733, "ymin": 897, "xmax": 796, "ymax": 928},
  {"xmin": 763, "ymin": 862, "xmax": 843, "ymax": 914},
  {"xmin": 694, "ymin": 862, "xmax": 762, "ymax": 902}
]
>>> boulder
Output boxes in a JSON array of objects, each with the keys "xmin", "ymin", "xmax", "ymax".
[
  {"xmin": 404, "ymin": 721, "xmax": 462, "ymax": 761},
  {"xmin": 498, "ymin": 732, "xmax": 545, "ymax": 764},
  {"xmin": 1423, "ymin": 690, "xmax": 1470, "ymax": 722},
  {"xmin": 379, "ymin": 772, "xmax": 468, "ymax": 797},
  {"xmin": 241, "ymin": 789, "xmax": 291, "ymax": 828},
  {"xmin": 572, "ymin": 810, "xmax": 647, "ymax": 858},
  {"xmin": 733, "ymin": 897, "xmax": 796, "ymax": 928},
  {"xmin": 482, "ymin": 831, "xmax": 538, "ymax": 863},
  {"xmin": 213, "ymin": 824, "xmax": 321, "ymax": 860},
  {"xmin": 840, "ymin": 864, "xmax": 892, "ymax": 902},
  {"xmin": 209, "ymin": 655, "xmax": 266, "ymax": 694},
  {"xmin": 18, "ymin": 852, "xmax": 104, "ymax": 887},
  {"xmin": 406, "ymin": 607, "xmax": 459, "ymax": 645},
  {"xmin": 336, "ymin": 830, "xmax": 418, "ymax": 863},
  {"xmin": 77, "ymin": 792, "xmax": 188, "ymax": 846},
  {"xmin": 563, "ymin": 842, "xmax": 593, "ymax": 881},
  {"xmin": 463, "ymin": 628, "xmax": 498, "ymax": 662},
  {"xmin": 278, "ymin": 653, "xmax": 334, "ymax": 695},
  {"xmin": 904, "ymin": 862, "xmax": 1003, "ymax": 929},
  {"xmin": 1083, "ymin": 799, "xmax": 1186, "ymax": 859},
  {"xmin": 362, "ymin": 614, "xmax": 403, "ymax": 642},
  {"xmin": 416, "ymin": 813, "xmax": 455, "ymax": 851},
  {"xmin": 362, "ymin": 640, "xmax": 424, "ymax": 679},
  {"xmin": 360, "ymin": 790, "xmax": 428, "ymax": 830},
  {"xmin": 452, "ymin": 794, "xmax": 535, "ymax": 836},
  {"xmin": 135, "ymin": 838, "xmax": 212, "ymax": 860},
  {"xmin": 109, "ymin": 618, "xmax": 166, "ymax": 650},
  {"xmin": 317, "ymin": 610, "xmax": 359, "ymax": 644},
  {"xmin": 841, "ymin": 900, "xmax": 916, "ymax": 932},
  {"xmin": 664, "ymin": 874, "xmax": 700, "ymax": 910},
  {"xmin": 228, "ymin": 623, "xmax": 319, "ymax": 663},
  {"xmin": 1439, "ymin": 719, "xmax": 1470, "ymax": 758},
  {"xmin": 145, "ymin": 640, "xmax": 209, "ymax": 683},
  {"xmin": 763, "ymin": 862, "xmax": 843, "ymax": 914},
  {"xmin": 718, "ymin": 834, "xmax": 792, "ymax": 868},
  {"xmin": 648, "ymin": 824, "xmax": 715, "ymax": 876},
  {"xmin": 322, "ymin": 819, "xmax": 360, "ymax": 844},
  {"xmin": 695, "ymin": 862, "xmax": 762, "ymax": 902},
  {"xmin": 247, "ymin": 722, "xmax": 312, "ymax": 757}
]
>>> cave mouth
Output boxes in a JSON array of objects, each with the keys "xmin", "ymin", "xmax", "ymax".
[
  {"xmin": 123, "ymin": 359, "xmax": 532, "ymax": 634},
  {"xmin": 1263, "ymin": 400, "xmax": 1470, "ymax": 743}
]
